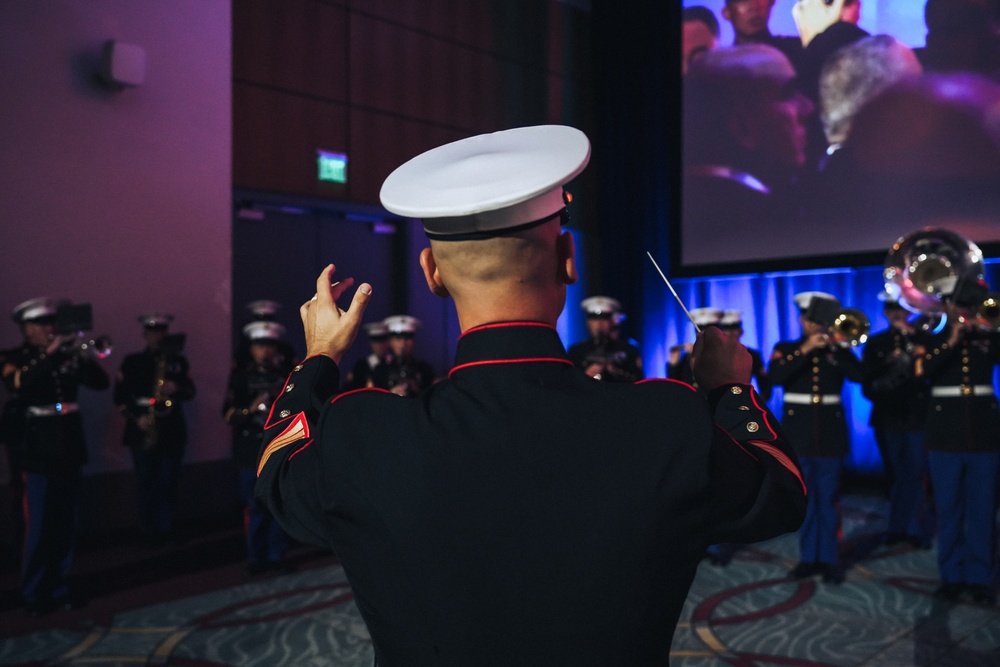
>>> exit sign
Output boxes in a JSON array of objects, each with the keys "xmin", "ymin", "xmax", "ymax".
[{"xmin": 317, "ymin": 150, "xmax": 347, "ymax": 183}]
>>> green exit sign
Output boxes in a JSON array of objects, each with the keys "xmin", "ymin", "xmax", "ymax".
[{"xmin": 317, "ymin": 150, "xmax": 347, "ymax": 183}]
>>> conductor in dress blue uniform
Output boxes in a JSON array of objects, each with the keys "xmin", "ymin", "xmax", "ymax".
[
  {"xmin": 860, "ymin": 293, "xmax": 929, "ymax": 549},
  {"xmin": 2, "ymin": 297, "xmax": 109, "ymax": 613},
  {"xmin": 255, "ymin": 125, "xmax": 806, "ymax": 664},
  {"xmin": 114, "ymin": 313, "xmax": 196, "ymax": 546},
  {"xmin": 567, "ymin": 296, "xmax": 644, "ymax": 382},
  {"xmin": 919, "ymin": 280, "xmax": 1000, "ymax": 607},
  {"xmin": 769, "ymin": 291, "xmax": 863, "ymax": 583},
  {"xmin": 223, "ymin": 320, "xmax": 293, "ymax": 574}
]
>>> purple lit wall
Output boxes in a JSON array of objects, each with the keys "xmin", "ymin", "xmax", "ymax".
[{"xmin": 0, "ymin": 2, "xmax": 231, "ymax": 488}]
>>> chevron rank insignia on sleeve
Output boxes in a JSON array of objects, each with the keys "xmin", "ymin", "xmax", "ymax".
[{"xmin": 257, "ymin": 412, "xmax": 310, "ymax": 476}]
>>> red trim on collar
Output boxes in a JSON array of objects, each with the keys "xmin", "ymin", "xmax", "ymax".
[
  {"xmin": 331, "ymin": 387, "xmax": 393, "ymax": 404},
  {"xmin": 460, "ymin": 321, "xmax": 555, "ymax": 338},
  {"xmin": 449, "ymin": 357, "xmax": 574, "ymax": 377},
  {"xmin": 637, "ymin": 377, "xmax": 698, "ymax": 392}
]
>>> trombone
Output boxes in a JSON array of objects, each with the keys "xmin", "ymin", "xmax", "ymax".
[{"xmin": 827, "ymin": 308, "xmax": 870, "ymax": 347}]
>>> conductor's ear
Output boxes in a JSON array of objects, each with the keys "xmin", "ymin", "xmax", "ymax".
[
  {"xmin": 419, "ymin": 247, "xmax": 450, "ymax": 298},
  {"xmin": 557, "ymin": 231, "xmax": 578, "ymax": 285}
]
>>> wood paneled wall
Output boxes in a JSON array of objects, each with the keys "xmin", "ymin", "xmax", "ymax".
[{"xmin": 233, "ymin": 0, "xmax": 594, "ymax": 206}]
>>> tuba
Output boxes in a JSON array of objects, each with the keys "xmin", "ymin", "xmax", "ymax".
[
  {"xmin": 883, "ymin": 227, "xmax": 986, "ymax": 317},
  {"xmin": 883, "ymin": 227, "xmax": 1000, "ymax": 330}
]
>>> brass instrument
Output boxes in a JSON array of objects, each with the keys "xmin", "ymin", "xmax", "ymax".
[
  {"xmin": 143, "ymin": 353, "xmax": 174, "ymax": 450},
  {"xmin": 884, "ymin": 227, "xmax": 997, "ymax": 330},
  {"xmin": 828, "ymin": 308, "xmax": 870, "ymax": 347},
  {"xmin": 884, "ymin": 227, "xmax": 986, "ymax": 316},
  {"xmin": 69, "ymin": 334, "xmax": 113, "ymax": 359}
]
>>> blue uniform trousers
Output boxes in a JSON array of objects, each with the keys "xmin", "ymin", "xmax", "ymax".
[
  {"xmin": 799, "ymin": 456, "xmax": 842, "ymax": 565},
  {"xmin": 22, "ymin": 471, "xmax": 80, "ymax": 604},
  {"xmin": 239, "ymin": 468, "xmax": 287, "ymax": 564},
  {"xmin": 927, "ymin": 450, "xmax": 999, "ymax": 586},
  {"xmin": 880, "ymin": 429, "xmax": 928, "ymax": 539},
  {"xmin": 131, "ymin": 446, "xmax": 182, "ymax": 537}
]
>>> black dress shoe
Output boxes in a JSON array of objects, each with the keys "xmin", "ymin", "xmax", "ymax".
[
  {"xmin": 968, "ymin": 585, "xmax": 997, "ymax": 607},
  {"xmin": 790, "ymin": 561, "xmax": 819, "ymax": 579},
  {"xmin": 933, "ymin": 582, "xmax": 965, "ymax": 601},
  {"xmin": 820, "ymin": 563, "xmax": 844, "ymax": 584}
]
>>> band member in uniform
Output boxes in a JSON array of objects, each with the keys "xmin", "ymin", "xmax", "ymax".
[
  {"xmin": 114, "ymin": 313, "xmax": 196, "ymax": 547},
  {"xmin": 769, "ymin": 291, "xmax": 863, "ymax": 583},
  {"xmin": 223, "ymin": 320, "xmax": 294, "ymax": 575},
  {"xmin": 918, "ymin": 281, "xmax": 1000, "ymax": 606},
  {"xmin": 667, "ymin": 307, "xmax": 722, "ymax": 386},
  {"xmin": 2, "ymin": 297, "xmax": 109, "ymax": 614},
  {"xmin": 370, "ymin": 315, "xmax": 436, "ymax": 396},
  {"xmin": 233, "ymin": 300, "xmax": 296, "ymax": 370},
  {"xmin": 567, "ymin": 296, "xmax": 643, "ymax": 382},
  {"xmin": 720, "ymin": 309, "xmax": 772, "ymax": 401},
  {"xmin": 342, "ymin": 321, "xmax": 392, "ymax": 391},
  {"xmin": 861, "ymin": 293, "xmax": 929, "ymax": 549},
  {"xmin": 256, "ymin": 125, "xmax": 805, "ymax": 662}
]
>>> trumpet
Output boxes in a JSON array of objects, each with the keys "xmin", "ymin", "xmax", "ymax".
[
  {"xmin": 827, "ymin": 308, "xmax": 870, "ymax": 347},
  {"xmin": 62, "ymin": 333, "xmax": 114, "ymax": 359}
]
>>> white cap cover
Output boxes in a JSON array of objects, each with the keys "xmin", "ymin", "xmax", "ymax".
[
  {"xmin": 138, "ymin": 312, "xmax": 175, "ymax": 329},
  {"xmin": 580, "ymin": 296, "xmax": 621, "ymax": 316},
  {"xmin": 379, "ymin": 125, "xmax": 591, "ymax": 239},
  {"xmin": 243, "ymin": 320, "xmax": 285, "ymax": 341},
  {"xmin": 720, "ymin": 309, "xmax": 743, "ymax": 327},
  {"xmin": 689, "ymin": 307, "xmax": 724, "ymax": 327},
  {"xmin": 11, "ymin": 297, "xmax": 63, "ymax": 323},
  {"xmin": 383, "ymin": 315, "xmax": 421, "ymax": 335}
]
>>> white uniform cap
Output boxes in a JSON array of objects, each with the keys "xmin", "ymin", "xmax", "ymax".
[
  {"xmin": 580, "ymin": 296, "xmax": 621, "ymax": 317},
  {"xmin": 243, "ymin": 320, "xmax": 286, "ymax": 342},
  {"xmin": 364, "ymin": 322, "xmax": 389, "ymax": 338},
  {"xmin": 720, "ymin": 309, "xmax": 743, "ymax": 327},
  {"xmin": 383, "ymin": 314, "xmax": 421, "ymax": 335},
  {"xmin": 379, "ymin": 125, "xmax": 591, "ymax": 239},
  {"xmin": 11, "ymin": 297, "xmax": 64, "ymax": 323},
  {"xmin": 138, "ymin": 312, "xmax": 175, "ymax": 329},
  {"xmin": 690, "ymin": 307, "xmax": 723, "ymax": 327},
  {"xmin": 793, "ymin": 291, "xmax": 840, "ymax": 312},
  {"xmin": 246, "ymin": 300, "xmax": 281, "ymax": 318}
]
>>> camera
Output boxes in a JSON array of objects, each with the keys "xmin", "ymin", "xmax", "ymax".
[{"xmin": 56, "ymin": 303, "xmax": 93, "ymax": 335}]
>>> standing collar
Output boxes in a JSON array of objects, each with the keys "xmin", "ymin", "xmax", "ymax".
[{"xmin": 450, "ymin": 322, "xmax": 571, "ymax": 376}]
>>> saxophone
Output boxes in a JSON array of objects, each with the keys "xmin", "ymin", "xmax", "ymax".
[{"xmin": 143, "ymin": 353, "xmax": 174, "ymax": 450}]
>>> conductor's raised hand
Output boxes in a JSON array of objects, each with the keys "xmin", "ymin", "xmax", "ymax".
[
  {"xmin": 300, "ymin": 264, "xmax": 372, "ymax": 365},
  {"xmin": 691, "ymin": 326, "xmax": 752, "ymax": 393}
]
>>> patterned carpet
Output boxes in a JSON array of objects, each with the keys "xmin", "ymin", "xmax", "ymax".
[{"xmin": 1, "ymin": 493, "xmax": 998, "ymax": 666}]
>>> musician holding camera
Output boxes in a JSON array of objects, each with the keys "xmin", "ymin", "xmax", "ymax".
[
  {"xmin": 223, "ymin": 320, "xmax": 294, "ymax": 575},
  {"xmin": 769, "ymin": 290, "xmax": 863, "ymax": 584},
  {"xmin": 114, "ymin": 313, "xmax": 195, "ymax": 547},
  {"xmin": 2, "ymin": 297, "xmax": 109, "ymax": 614}
]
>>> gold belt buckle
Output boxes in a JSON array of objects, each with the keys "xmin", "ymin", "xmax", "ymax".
[
  {"xmin": 811, "ymin": 394, "xmax": 822, "ymax": 404},
  {"xmin": 961, "ymin": 385, "xmax": 973, "ymax": 396}
]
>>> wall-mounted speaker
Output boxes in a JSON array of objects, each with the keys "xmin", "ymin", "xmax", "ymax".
[{"xmin": 100, "ymin": 40, "xmax": 145, "ymax": 88}]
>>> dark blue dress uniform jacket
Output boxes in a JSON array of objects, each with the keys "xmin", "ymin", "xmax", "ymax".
[
  {"xmin": 919, "ymin": 328, "xmax": 1000, "ymax": 452},
  {"xmin": 768, "ymin": 339, "xmax": 863, "ymax": 458},
  {"xmin": 1, "ymin": 344, "xmax": 109, "ymax": 473},
  {"xmin": 255, "ymin": 322, "xmax": 806, "ymax": 665}
]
